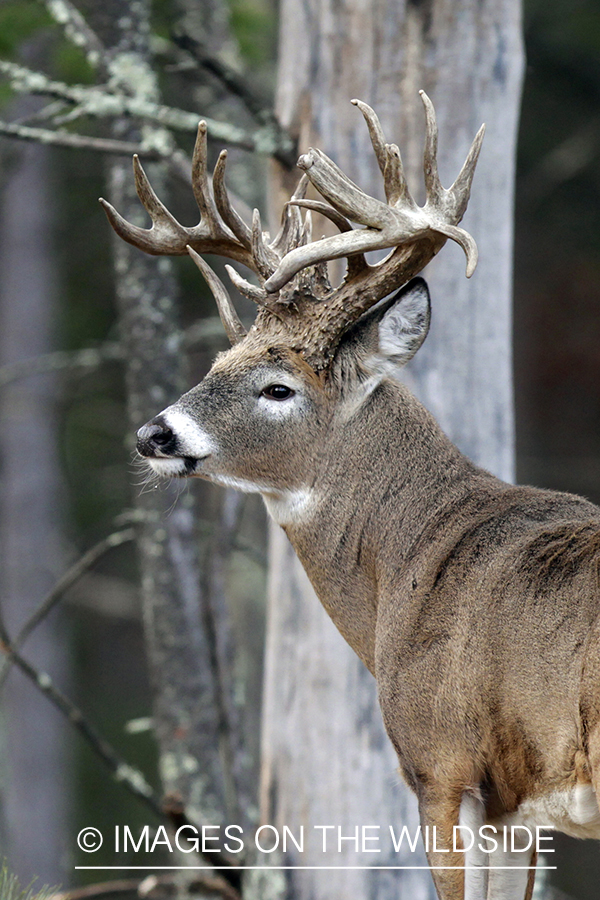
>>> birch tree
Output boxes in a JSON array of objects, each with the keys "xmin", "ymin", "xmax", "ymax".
[{"xmin": 261, "ymin": 2, "xmax": 524, "ymax": 899}]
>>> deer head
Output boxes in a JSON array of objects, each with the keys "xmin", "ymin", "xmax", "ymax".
[{"xmin": 101, "ymin": 92, "xmax": 484, "ymax": 499}]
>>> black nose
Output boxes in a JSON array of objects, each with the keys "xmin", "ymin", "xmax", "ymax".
[{"xmin": 137, "ymin": 416, "xmax": 177, "ymax": 457}]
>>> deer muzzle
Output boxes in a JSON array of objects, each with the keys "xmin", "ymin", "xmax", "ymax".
[{"xmin": 137, "ymin": 417, "xmax": 177, "ymax": 458}]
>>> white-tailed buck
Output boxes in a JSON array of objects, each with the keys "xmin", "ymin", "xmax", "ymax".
[{"xmin": 102, "ymin": 94, "xmax": 600, "ymax": 900}]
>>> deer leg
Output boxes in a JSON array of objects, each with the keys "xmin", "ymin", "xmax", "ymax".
[
  {"xmin": 458, "ymin": 793, "xmax": 489, "ymax": 900},
  {"xmin": 486, "ymin": 833, "xmax": 536, "ymax": 900},
  {"xmin": 418, "ymin": 792, "xmax": 466, "ymax": 900}
]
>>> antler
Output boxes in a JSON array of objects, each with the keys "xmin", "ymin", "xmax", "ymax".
[
  {"xmin": 264, "ymin": 93, "xmax": 484, "ymax": 292},
  {"xmin": 102, "ymin": 93, "xmax": 484, "ymax": 367}
]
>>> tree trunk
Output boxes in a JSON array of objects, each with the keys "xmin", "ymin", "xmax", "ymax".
[
  {"xmin": 260, "ymin": 2, "xmax": 524, "ymax": 899},
  {"xmin": 89, "ymin": 0, "xmax": 234, "ymax": 838},
  {"xmin": 0, "ymin": 132, "xmax": 70, "ymax": 885}
]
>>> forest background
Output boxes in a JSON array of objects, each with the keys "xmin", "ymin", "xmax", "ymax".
[{"xmin": 0, "ymin": 0, "xmax": 599, "ymax": 898}]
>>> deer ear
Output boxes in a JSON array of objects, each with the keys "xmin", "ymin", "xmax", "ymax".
[
  {"xmin": 375, "ymin": 277, "xmax": 431, "ymax": 367},
  {"xmin": 334, "ymin": 277, "xmax": 430, "ymax": 375}
]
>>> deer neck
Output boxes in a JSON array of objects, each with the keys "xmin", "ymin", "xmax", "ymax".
[{"xmin": 265, "ymin": 379, "xmax": 498, "ymax": 673}]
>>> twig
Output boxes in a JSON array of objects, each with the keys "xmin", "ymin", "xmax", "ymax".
[
  {"xmin": 49, "ymin": 880, "xmax": 147, "ymax": 900},
  {"xmin": 0, "ymin": 120, "xmax": 165, "ymax": 158},
  {"xmin": 0, "ymin": 320, "xmax": 229, "ymax": 391},
  {"xmin": 49, "ymin": 870, "xmax": 241, "ymax": 900},
  {"xmin": 0, "ymin": 625, "xmax": 242, "ymax": 880},
  {"xmin": 171, "ymin": 31, "xmax": 296, "ymax": 169},
  {"xmin": 0, "ymin": 343, "xmax": 123, "ymax": 389},
  {"xmin": 0, "ymin": 634, "xmax": 162, "ymax": 816},
  {"xmin": 171, "ymin": 32, "xmax": 267, "ymax": 122},
  {"xmin": 0, "ymin": 60, "xmax": 292, "ymax": 156},
  {"xmin": 41, "ymin": 0, "xmax": 108, "ymax": 76},
  {"xmin": 0, "ymin": 528, "xmax": 136, "ymax": 690}
]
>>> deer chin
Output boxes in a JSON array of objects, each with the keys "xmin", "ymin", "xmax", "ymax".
[{"xmin": 145, "ymin": 456, "xmax": 203, "ymax": 478}]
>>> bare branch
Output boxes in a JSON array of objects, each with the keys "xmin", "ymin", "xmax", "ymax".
[
  {"xmin": 49, "ymin": 880, "xmax": 149, "ymax": 900},
  {"xmin": 49, "ymin": 870, "xmax": 241, "ymax": 900},
  {"xmin": 0, "ymin": 59, "xmax": 87, "ymax": 104},
  {"xmin": 0, "ymin": 120, "xmax": 164, "ymax": 157},
  {"xmin": 0, "ymin": 343, "xmax": 123, "ymax": 389},
  {"xmin": 0, "ymin": 320, "xmax": 228, "ymax": 391},
  {"xmin": 42, "ymin": 0, "xmax": 108, "ymax": 75},
  {"xmin": 0, "ymin": 60, "xmax": 280, "ymax": 154},
  {"xmin": 0, "ymin": 631, "xmax": 238, "ymax": 888},
  {"xmin": 0, "ymin": 634, "xmax": 162, "ymax": 816},
  {"xmin": 0, "ymin": 529, "xmax": 136, "ymax": 691},
  {"xmin": 171, "ymin": 31, "xmax": 296, "ymax": 169}
]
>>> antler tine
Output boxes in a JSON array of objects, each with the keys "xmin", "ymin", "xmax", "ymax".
[
  {"xmin": 191, "ymin": 121, "xmax": 221, "ymax": 223},
  {"xmin": 351, "ymin": 99, "xmax": 387, "ymax": 178},
  {"xmin": 289, "ymin": 199, "xmax": 369, "ymax": 278},
  {"xmin": 351, "ymin": 99, "xmax": 413, "ymax": 208},
  {"xmin": 265, "ymin": 93, "xmax": 484, "ymax": 293},
  {"xmin": 225, "ymin": 264, "xmax": 269, "ymax": 305},
  {"xmin": 297, "ymin": 147, "xmax": 388, "ymax": 228},
  {"xmin": 300, "ymin": 209, "xmax": 312, "ymax": 245},
  {"xmin": 187, "ymin": 246, "xmax": 247, "ymax": 345},
  {"xmin": 271, "ymin": 174, "xmax": 309, "ymax": 257},
  {"xmin": 264, "ymin": 228, "xmax": 393, "ymax": 293},
  {"xmin": 99, "ymin": 156, "xmax": 190, "ymax": 256},
  {"xmin": 288, "ymin": 199, "xmax": 353, "ymax": 233},
  {"xmin": 433, "ymin": 223, "xmax": 479, "ymax": 278},
  {"xmin": 448, "ymin": 122, "xmax": 486, "ymax": 221},
  {"xmin": 419, "ymin": 91, "xmax": 443, "ymax": 207},
  {"xmin": 251, "ymin": 208, "xmax": 279, "ymax": 281},
  {"xmin": 383, "ymin": 143, "xmax": 413, "ymax": 208},
  {"xmin": 212, "ymin": 149, "xmax": 253, "ymax": 251},
  {"xmin": 133, "ymin": 155, "xmax": 182, "ymax": 228},
  {"xmin": 101, "ymin": 139, "xmax": 256, "ymax": 267}
]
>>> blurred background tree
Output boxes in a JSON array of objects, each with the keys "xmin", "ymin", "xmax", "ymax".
[{"xmin": 0, "ymin": 0, "xmax": 598, "ymax": 898}]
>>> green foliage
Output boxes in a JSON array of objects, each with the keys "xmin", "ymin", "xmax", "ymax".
[
  {"xmin": 0, "ymin": 0, "xmax": 94, "ymax": 112},
  {"xmin": 228, "ymin": 0, "xmax": 277, "ymax": 66},
  {"xmin": 0, "ymin": 864, "xmax": 56, "ymax": 900},
  {"xmin": 52, "ymin": 36, "xmax": 96, "ymax": 86},
  {"xmin": 0, "ymin": 0, "xmax": 52, "ymax": 107},
  {"xmin": 0, "ymin": 2, "xmax": 53, "ymax": 57}
]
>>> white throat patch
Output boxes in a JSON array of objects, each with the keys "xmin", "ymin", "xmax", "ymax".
[{"xmin": 263, "ymin": 488, "xmax": 316, "ymax": 526}]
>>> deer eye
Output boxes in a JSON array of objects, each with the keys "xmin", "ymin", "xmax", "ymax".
[{"xmin": 262, "ymin": 384, "xmax": 295, "ymax": 401}]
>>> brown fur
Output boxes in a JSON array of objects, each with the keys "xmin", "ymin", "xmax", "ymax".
[{"xmin": 136, "ymin": 280, "xmax": 595, "ymax": 899}]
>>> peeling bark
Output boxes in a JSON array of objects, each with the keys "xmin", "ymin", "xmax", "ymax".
[{"xmin": 261, "ymin": 2, "xmax": 524, "ymax": 899}]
